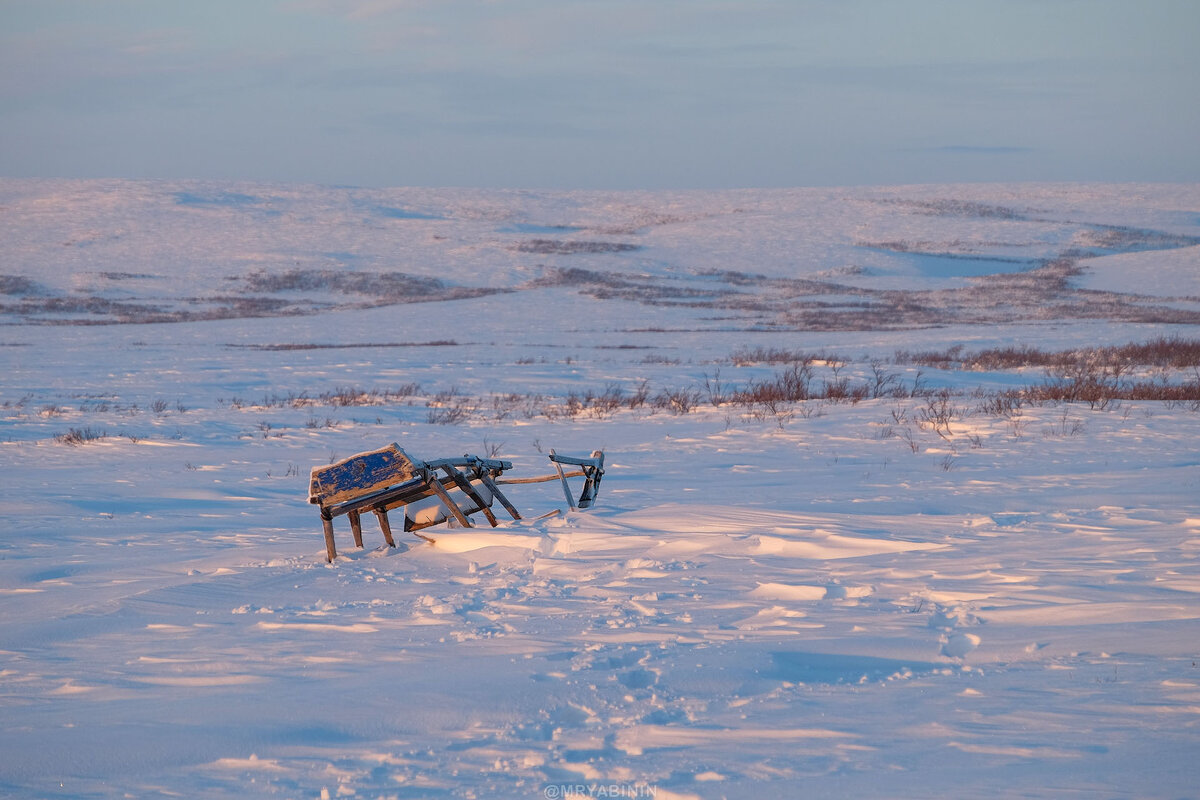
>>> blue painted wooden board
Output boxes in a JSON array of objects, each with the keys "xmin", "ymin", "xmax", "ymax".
[{"xmin": 309, "ymin": 443, "xmax": 421, "ymax": 506}]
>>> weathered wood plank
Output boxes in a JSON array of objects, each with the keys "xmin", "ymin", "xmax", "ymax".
[
  {"xmin": 309, "ymin": 443, "xmax": 419, "ymax": 507},
  {"xmin": 546, "ymin": 452, "xmax": 601, "ymax": 467},
  {"xmin": 425, "ymin": 456, "xmax": 511, "ymax": 473},
  {"xmin": 549, "ymin": 449, "xmax": 576, "ymax": 510},
  {"xmin": 495, "ymin": 470, "xmax": 586, "ymax": 485},
  {"xmin": 427, "ymin": 477, "xmax": 473, "ymax": 528},
  {"xmin": 476, "ymin": 471, "xmax": 522, "ymax": 520},
  {"xmin": 441, "ymin": 465, "xmax": 499, "ymax": 526},
  {"xmin": 578, "ymin": 450, "xmax": 604, "ymax": 509}
]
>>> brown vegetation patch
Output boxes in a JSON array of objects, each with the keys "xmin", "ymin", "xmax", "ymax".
[
  {"xmin": 242, "ymin": 269, "xmax": 446, "ymax": 297},
  {"xmin": 228, "ymin": 341, "xmax": 460, "ymax": 351},
  {"xmin": 513, "ymin": 240, "xmax": 642, "ymax": 255},
  {"xmin": 898, "ymin": 337, "xmax": 1200, "ymax": 371},
  {"xmin": 874, "ymin": 198, "xmax": 1033, "ymax": 220},
  {"xmin": 0, "ymin": 275, "xmax": 49, "ymax": 296}
]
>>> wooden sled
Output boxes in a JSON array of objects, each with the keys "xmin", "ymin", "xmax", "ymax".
[{"xmin": 308, "ymin": 444, "xmax": 521, "ymax": 562}]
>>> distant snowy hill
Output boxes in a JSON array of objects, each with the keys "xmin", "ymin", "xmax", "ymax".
[{"xmin": 3, "ymin": 179, "xmax": 1199, "ymax": 333}]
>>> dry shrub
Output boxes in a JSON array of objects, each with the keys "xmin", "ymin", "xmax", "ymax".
[
  {"xmin": 900, "ymin": 337, "xmax": 1200, "ymax": 371},
  {"xmin": 732, "ymin": 362, "xmax": 814, "ymax": 405},
  {"xmin": 1020, "ymin": 364, "xmax": 1200, "ymax": 410},
  {"xmin": 730, "ymin": 347, "xmax": 821, "ymax": 366},
  {"xmin": 653, "ymin": 387, "xmax": 702, "ymax": 415},
  {"xmin": 915, "ymin": 389, "xmax": 958, "ymax": 439},
  {"xmin": 55, "ymin": 427, "xmax": 107, "ymax": 446}
]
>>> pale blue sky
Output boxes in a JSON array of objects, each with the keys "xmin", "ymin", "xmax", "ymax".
[{"xmin": 2, "ymin": 0, "xmax": 1197, "ymax": 189}]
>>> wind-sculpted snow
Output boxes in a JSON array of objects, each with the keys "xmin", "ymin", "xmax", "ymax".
[{"xmin": 1, "ymin": 180, "xmax": 1200, "ymax": 798}]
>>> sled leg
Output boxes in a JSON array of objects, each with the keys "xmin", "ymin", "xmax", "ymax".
[{"xmin": 321, "ymin": 512, "xmax": 337, "ymax": 562}]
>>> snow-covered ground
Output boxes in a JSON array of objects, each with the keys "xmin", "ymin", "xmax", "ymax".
[{"xmin": 2, "ymin": 179, "xmax": 1199, "ymax": 798}]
